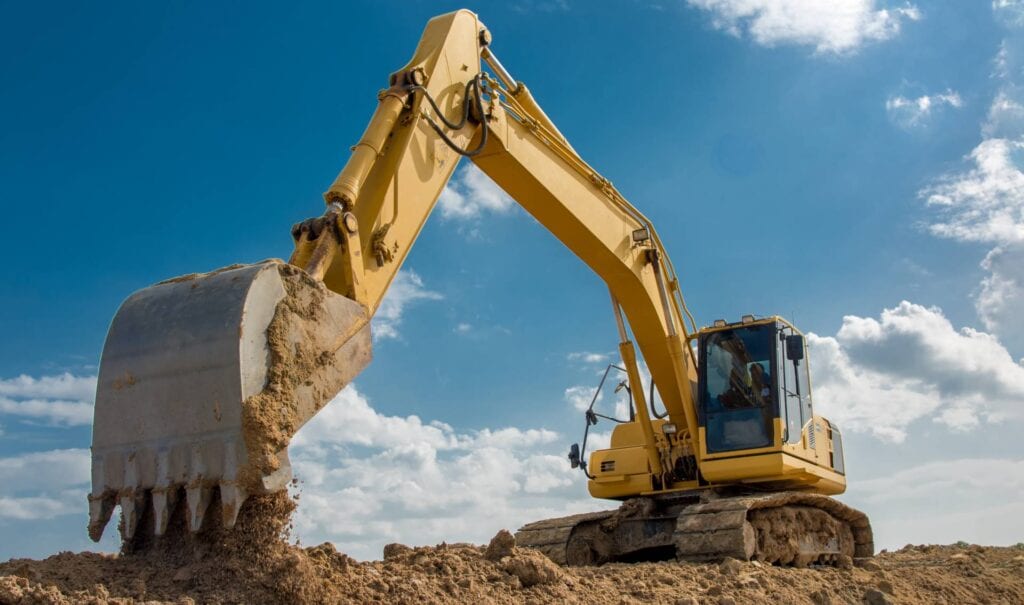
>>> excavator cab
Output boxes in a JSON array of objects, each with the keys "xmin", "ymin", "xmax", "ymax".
[
  {"xmin": 694, "ymin": 316, "xmax": 846, "ymax": 493},
  {"xmin": 579, "ymin": 316, "xmax": 846, "ymax": 500}
]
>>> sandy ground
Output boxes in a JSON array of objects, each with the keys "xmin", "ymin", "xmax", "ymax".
[{"xmin": 2, "ymin": 494, "xmax": 1023, "ymax": 605}]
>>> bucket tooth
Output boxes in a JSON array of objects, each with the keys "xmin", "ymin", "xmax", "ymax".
[
  {"xmin": 119, "ymin": 490, "xmax": 145, "ymax": 541},
  {"xmin": 117, "ymin": 453, "xmax": 144, "ymax": 541},
  {"xmin": 151, "ymin": 487, "xmax": 178, "ymax": 536},
  {"xmin": 186, "ymin": 486, "xmax": 213, "ymax": 533},
  {"xmin": 87, "ymin": 494, "xmax": 115, "ymax": 542},
  {"xmin": 219, "ymin": 441, "xmax": 248, "ymax": 529},
  {"xmin": 219, "ymin": 482, "xmax": 248, "ymax": 529},
  {"xmin": 151, "ymin": 448, "xmax": 179, "ymax": 536}
]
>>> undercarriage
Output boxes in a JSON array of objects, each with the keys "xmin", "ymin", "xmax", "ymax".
[{"xmin": 516, "ymin": 490, "xmax": 872, "ymax": 567}]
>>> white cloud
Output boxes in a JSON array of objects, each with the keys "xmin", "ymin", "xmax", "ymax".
[
  {"xmin": 993, "ymin": 0, "xmax": 1024, "ymax": 27},
  {"xmin": 809, "ymin": 334, "xmax": 940, "ymax": 442},
  {"xmin": 985, "ymin": 90, "xmax": 1024, "ymax": 138},
  {"xmin": 850, "ymin": 458, "xmax": 1024, "ymax": 548},
  {"xmin": 0, "ymin": 373, "xmax": 96, "ymax": 426},
  {"xmin": 0, "ymin": 449, "xmax": 90, "ymax": 520},
  {"xmin": 0, "ymin": 449, "xmax": 90, "ymax": 492},
  {"xmin": 977, "ymin": 244, "xmax": 1024, "ymax": 354},
  {"xmin": 372, "ymin": 270, "xmax": 442, "ymax": 341},
  {"xmin": 293, "ymin": 387, "xmax": 456, "ymax": 451},
  {"xmin": 293, "ymin": 386, "xmax": 559, "ymax": 452},
  {"xmin": 922, "ymin": 138, "xmax": 1024, "ymax": 244},
  {"xmin": 438, "ymin": 164, "xmax": 515, "ymax": 220},
  {"xmin": 994, "ymin": 41, "xmax": 1011, "ymax": 80},
  {"xmin": 0, "ymin": 496, "xmax": 82, "ymax": 521},
  {"xmin": 986, "ymin": 9, "xmax": 1023, "ymax": 137},
  {"xmin": 809, "ymin": 301, "xmax": 1024, "ymax": 442},
  {"xmin": 0, "ymin": 398, "xmax": 93, "ymax": 426},
  {"xmin": 567, "ymin": 351, "xmax": 609, "ymax": 364},
  {"xmin": 454, "ymin": 322, "xmax": 472, "ymax": 334},
  {"xmin": 564, "ymin": 385, "xmax": 600, "ymax": 412},
  {"xmin": 290, "ymin": 386, "xmax": 596, "ymax": 560},
  {"xmin": 919, "ymin": 135, "xmax": 1024, "ymax": 357},
  {"xmin": 885, "ymin": 90, "xmax": 962, "ymax": 128},
  {"xmin": 0, "ymin": 373, "xmax": 96, "ymax": 401},
  {"xmin": 685, "ymin": 0, "xmax": 920, "ymax": 54}
]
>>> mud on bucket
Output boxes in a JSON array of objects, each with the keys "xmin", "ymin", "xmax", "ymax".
[{"xmin": 88, "ymin": 260, "xmax": 371, "ymax": 542}]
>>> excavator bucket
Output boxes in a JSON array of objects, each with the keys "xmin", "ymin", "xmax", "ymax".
[{"xmin": 88, "ymin": 260, "xmax": 371, "ymax": 542}]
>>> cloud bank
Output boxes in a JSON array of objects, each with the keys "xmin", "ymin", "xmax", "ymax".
[
  {"xmin": 685, "ymin": 0, "xmax": 920, "ymax": 54},
  {"xmin": 0, "ymin": 449, "xmax": 90, "ymax": 521},
  {"xmin": 289, "ymin": 386, "xmax": 595, "ymax": 560},
  {"xmin": 0, "ymin": 373, "xmax": 95, "ymax": 426},
  {"xmin": 809, "ymin": 301, "xmax": 1024, "ymax": 442}
]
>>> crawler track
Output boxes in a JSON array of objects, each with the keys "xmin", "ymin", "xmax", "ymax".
[
  {"xmin": 515, "ymin": 511, "xmax": 615, "ymax": 565},
  {"xmin": 516, "ymin": 491, "xmax": 873, "ymax": 567},
  {"xmin": 674, "ymin": 492, "xmax": 873, "ymax": 565}
]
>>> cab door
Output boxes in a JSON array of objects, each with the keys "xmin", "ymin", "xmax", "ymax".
[{"xmin": 699, "ymin": 323, "xmax": 779, "ymax": 454}]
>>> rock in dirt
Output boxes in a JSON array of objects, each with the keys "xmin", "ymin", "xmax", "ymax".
[
  {"xmin": 485, "ymin": 529, "xmax": 516, "ymax": 561},
  {"xmin": 718, "ymin": 557, "xmax": 743, "ymax": 576},
  {"xmin": 501, "ymin": 551, "xmax": 562, "ymax": 587},
  {"xmin": 383, "ymin": 543, "xmax": 412, "ymax": 561},
  {"xmin": 863, "ymin": 587, "xmax": 895, "ymax": 605},
  {"xmin": 856, "ymin": 557, "xmax": 883, "ymax": 572}
]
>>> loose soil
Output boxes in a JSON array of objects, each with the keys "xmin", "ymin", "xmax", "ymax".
[
  {"xmin": 2, "ymin": 493, "xmax": 1022, "ymax": 604},
  {"xmin": 239, "ymin": 260, "xmax": 371, "ymax": 485}
]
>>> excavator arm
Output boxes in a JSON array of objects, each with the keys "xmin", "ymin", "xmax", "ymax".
[{"xmin": 301, "ymin": 9, "xmax": 700, "ymax": 474}]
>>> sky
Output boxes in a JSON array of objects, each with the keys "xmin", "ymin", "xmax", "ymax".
[{"xmin": 1, "ymin": 0, "xmax": 1023, "ymax": 561}]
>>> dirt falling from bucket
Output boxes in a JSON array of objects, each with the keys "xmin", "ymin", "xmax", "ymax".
[
  {"xmin": 240, "ymin": 261, "xmax": 328, "ymax": 480},
  {"xmin": 240, "ymin": 260, "xmax": 371, "ymax": 485}
]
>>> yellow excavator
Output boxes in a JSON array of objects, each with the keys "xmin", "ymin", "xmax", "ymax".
[{"xmin": 88, "ymin": 9, "xmax": 872, "ymax": 566}]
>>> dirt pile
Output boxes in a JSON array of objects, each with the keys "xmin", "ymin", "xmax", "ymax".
[{"xmin": 3, "ymin": 498, "xmax": 1023, "ymax": 605}]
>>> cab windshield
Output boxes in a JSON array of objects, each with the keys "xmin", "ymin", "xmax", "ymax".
[{"xmin": 701, "ymin": 324, "xmax": 775, "ymax": 453}]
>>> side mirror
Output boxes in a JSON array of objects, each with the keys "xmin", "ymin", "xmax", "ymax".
[
  {"xmin": 785, "ymin": 334, "xmax": 805, "ymax": 361},
  {"xmin": 568, "ymin": 443, "xmax": 581, "ymax": 469}
]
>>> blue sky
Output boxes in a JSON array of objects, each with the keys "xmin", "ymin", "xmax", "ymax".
[{"xmin": 2, "ymin": 1, "xmax": 1023, "ymax": 560}]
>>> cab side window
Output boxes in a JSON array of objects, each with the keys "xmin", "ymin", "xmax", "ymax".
[{"xmin": 778, "ymin": 327, "xmax": 812, "ymax": 444}]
